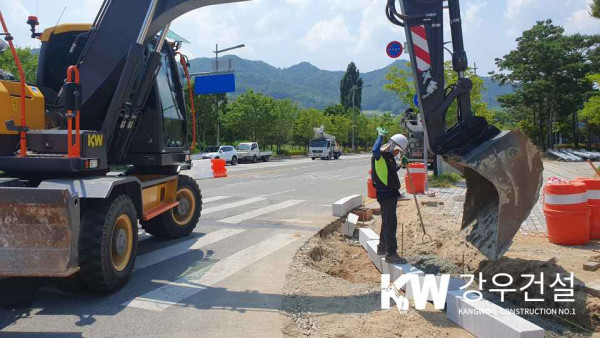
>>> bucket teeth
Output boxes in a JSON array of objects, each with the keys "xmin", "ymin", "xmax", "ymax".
[{"xmin": 446, "ymin": 129, "xmax": 543, "ymax": 260}]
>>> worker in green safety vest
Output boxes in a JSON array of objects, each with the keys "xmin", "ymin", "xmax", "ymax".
[{"xmin": 371, "ymin": 127, "xmax": 408, "ymax": 264}]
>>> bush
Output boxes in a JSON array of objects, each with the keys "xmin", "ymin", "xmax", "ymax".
[
  {"xmin": 428, "ymin": 173, "xmax": 463, "ymax": 188},
  {"xmin": 288, "ymin": 149, "xmax": 307, "ymax": 156}
]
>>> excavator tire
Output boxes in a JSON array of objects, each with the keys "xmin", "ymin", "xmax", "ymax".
[
  {"xmin": 141, "ymin": 175, "xmax": 201, "ymax": 239},
  {"xmin": 79, "ymin": 195, "xmax": 138, "ymax": 292}
]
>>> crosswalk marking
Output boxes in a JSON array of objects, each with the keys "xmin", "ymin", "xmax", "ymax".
[
  {"xmin": 203, "ymin": 196, "xmax": 231, "ymax": 203},
  {"xmin": 124, "ymin": 233, "xmax": 300, "ymax": 311},
  {"xmin": 202, "ymin": 196, "xmax": 266, "ymax": 215},
  {"xmin": 134, "ymin": 229, "xmax": 245, "ymax": 271},
  {"xmin": 217, "ymin": 200, "xmax": 305, "ymax": 224}
]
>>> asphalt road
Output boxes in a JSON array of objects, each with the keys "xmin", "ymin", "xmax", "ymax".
[{"xmin": 0, "ymin": 154, "xmax": 372, "ymax": 337}]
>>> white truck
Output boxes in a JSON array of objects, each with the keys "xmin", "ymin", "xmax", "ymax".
[
  {"xmin": 236, "ymin": 142, "xmax": 273, "ymax": 163},
  {"xmin": 309, "ymin": 126, "xmax": 342, "ymax": 160}
]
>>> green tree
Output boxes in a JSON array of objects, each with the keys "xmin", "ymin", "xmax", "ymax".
[
  {"xmin": 323, "ymin": 104, "xmax": 348, "ymax": 116},
  {"xmin": 293, "ymin": 108, "xmax": 330, "ymax": 148},
  {"xmin": 270, "ymin": 99, "xmax": 299, "ymax": 152},
  {"xmin": 384, "ymin": 65, "xmax": 417, "ymax": 111},
  {"xmin": 340, "ymin": 62, "xmax": 363, "ymax": 109},
  {"xmin": 592, "ymin": 0, "xmax": 600, "ymax": 19},
  {"xmin": 579, "ymin": 74, "xmax": 600, "ymax": 147},
  {"xmin": 223, "ymin": 89, "xmax": 274, "ymax": 145},
  {"xmin": 329, "ymin": 114, "xmax": 352, "ymax": 146},
  {"xmin": 0, "ymin": 47, "xmax": 38, "ymax": 83},
  {"xmin": 492, "ymin": 20, "xmax": 599, "ymax": 150}
]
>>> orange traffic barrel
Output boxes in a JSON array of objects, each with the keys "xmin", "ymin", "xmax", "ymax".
[
  {"xmin": 367, "ymin": 170, "xmax": 377, "ymax": 199},
  {"xmin": 543, "ymin": 182, "xmax": 590, "ymax": 245},
  {"xmin": 405, "ymin": 163, "xmax": 427, "ymax": 194},
  {"xmin": 211, "ymin": 159, "xmax": 228, "ymax": 178},
  {"xmin": 579, "ymin": 178, "xmax": 600, "ymax": 239}
]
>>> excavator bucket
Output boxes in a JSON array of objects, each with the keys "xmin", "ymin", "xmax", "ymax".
[
  {"xmin": 445, "ymin": 130, "xmax": 543, "ymax": 260},
  {"xmin": 0, "ymin": 187, "xmax": 80, "ymax": 277}
]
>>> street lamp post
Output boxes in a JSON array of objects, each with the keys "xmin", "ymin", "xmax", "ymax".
[
  {"xmin": 214, "ymin": 43, "xmax": 245, "ymax": 146},
  {"xmin": 350, "ymin": 84, "xmax": 371, "ymax": 152}
]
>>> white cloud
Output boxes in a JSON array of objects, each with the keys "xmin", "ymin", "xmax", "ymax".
[
  {"xmin": 564, "ymin": 0, "xmax": 600, "ymax": 33},
  {"xmin": 298, "ymin": 15, "xmax": 354, "ymax": 51},
  {"xmin": 329, "ymin": 0, "xmax": 372, "ymax": 12},
  {"xmin": 463, "ymin": 1, "xmax": 487, "ymax": 31},
  {"xmin": 286, "ymin": 0, "xmax": 310, "ymax": 10},
  {"xmin": 504, "ymin": 0, "xmax": 534, "ymax": 20},
  {"xmin": 565, "ymin": 8, "xmax": 600, "ymax": 33}
]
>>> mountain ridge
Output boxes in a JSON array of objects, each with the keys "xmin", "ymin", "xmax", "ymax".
[{"xmin": 187, "ymin": 55, "xmax": 511, "ymax": 112}]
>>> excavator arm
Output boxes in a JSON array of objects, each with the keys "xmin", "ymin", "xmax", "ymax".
[{"xmin": 387, "ymin": 0, "xmax": 543, "ymax": 260}]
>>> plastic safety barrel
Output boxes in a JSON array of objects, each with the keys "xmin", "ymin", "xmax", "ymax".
[
  {"xmin": 579, "ymin": 178, "xmax": 600, "ymax": 240},
  {"xmin": 405, "ymin": 163, "xmax": 427, "ymax": 194},
  {"xmin": 367, "ymin": 170, "xmax": 377, "ymax": 199},
  {"xmin": 543, "ymin": 182, "xmax": 590, "ymax": 245},
  {"xmin": 211, "ymin": 159, "xmax": 228, "ymax": 178}
]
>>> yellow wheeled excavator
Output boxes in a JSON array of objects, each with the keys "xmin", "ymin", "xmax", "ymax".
[{"xmin": 0, "ymin": 0, "xmax": 245, "ymax": 292}]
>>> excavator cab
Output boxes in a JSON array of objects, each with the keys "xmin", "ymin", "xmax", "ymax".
[{"xmin": 387, "ymin": 0, "xmax": 543, "ymax": 259}]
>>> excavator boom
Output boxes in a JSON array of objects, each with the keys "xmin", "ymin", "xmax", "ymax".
[{"xmin": 387, "ymin": 0, "xmax": 543, "ymax": 259}]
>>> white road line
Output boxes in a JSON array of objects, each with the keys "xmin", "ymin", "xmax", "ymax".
[
  {"xmin": 134, "ymin": 229, "xmax": 245, "ymax": 271},
  {"xmin": 261, "ymin": 189, "xmax": 297, "ymax": 197},
  {"xmin": 217, "ymin": 200, "xmax": 305, "ymax": 224},
  {"xmin": 124, "ymin": 233, "xmax": 300, "ymax": 311},
  {"xmin": 226, "ymin": 180, "xmax": 263, "ymax": 187},
  {"xmin": 202, "ymin": 197, "xmax": 266, "ymax": 215},
  {"xmin": 338, "ymin": 175, "xmax": 359, "ymax": 181},
  {"xmin": 318, "ymin": 175, "xmax": 342, "ymax": 180},
  {"xmin": 202, "ymin": 196, "xmax": 231, "ymax": 203}
]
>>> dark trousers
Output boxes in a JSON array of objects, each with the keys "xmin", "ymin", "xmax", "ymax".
[{"xmin": 378, "ymin": 197, "xmax": 398, "ymax": 255}]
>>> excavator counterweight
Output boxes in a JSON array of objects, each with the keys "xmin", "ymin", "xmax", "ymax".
[{"xmin": 387, "ymin": 0, "xmax": 543, "ymax": 259}]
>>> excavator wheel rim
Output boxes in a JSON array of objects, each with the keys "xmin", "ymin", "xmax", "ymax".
[
  {"xmin": 172, "ymin": 187, "xmax": 196, "ymax": 227},
  {"xmin": 110, "ymin": 214, "xmax": 134, "ymax": 272}
]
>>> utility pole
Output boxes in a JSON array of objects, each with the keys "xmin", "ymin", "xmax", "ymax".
[
  {"xmin": 350, "ymin": 84, "xmax": 371, "ymax": 152},
  {"xmin": 213, "ymin": 43, "xmax": 245, "ymax": 146}
]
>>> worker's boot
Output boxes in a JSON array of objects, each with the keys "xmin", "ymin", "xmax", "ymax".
[
  {"xmin": 385, "ymin": 253, "xmax": 406, "ymax": 264},
  {"xmin": 377, "ymin": 244, "xmax": 386, "ymax": 256}
]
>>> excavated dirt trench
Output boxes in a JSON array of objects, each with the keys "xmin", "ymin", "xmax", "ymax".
[{"xmin": 283, "ymin": 196, "xmax": 600, "ymax": 336}]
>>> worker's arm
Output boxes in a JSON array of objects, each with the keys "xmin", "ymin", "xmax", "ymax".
[{"xmin": 372, "ymin": 134, "xmax": 384, "ymax": 160}]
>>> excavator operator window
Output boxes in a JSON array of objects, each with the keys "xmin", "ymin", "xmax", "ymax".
[{"xmin": 156, "ymin": 50, "xmax": 186, "ymax": 148}]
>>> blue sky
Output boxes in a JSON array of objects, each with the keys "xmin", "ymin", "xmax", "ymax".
[{"xmin": 5, "ymin": 0, "xmax": 600, "ymax": 74}]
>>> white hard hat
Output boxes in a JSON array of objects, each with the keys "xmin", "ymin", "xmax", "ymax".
[{"xmin": 390, "ymin": 134, "xmax": 408, "ymax": 151}]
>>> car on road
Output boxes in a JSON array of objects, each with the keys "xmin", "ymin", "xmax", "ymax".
[
  {"xmin": 201, "ymin": 145, "xmax": 239, "ymax": 165},
  {"xmin": 236, "ymin": 142, "xmax": 272, "ymax": 163}
]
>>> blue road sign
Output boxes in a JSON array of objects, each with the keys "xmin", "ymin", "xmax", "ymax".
[
  {"xmin": 386, "ymin": 41, "xmax": 403, "ymax": 59},
  {"xmin": 194, "ymin": 73, "xmax": 236, "ymax": 95},
  {"xmin": 413, "ymin": 94, "xmax": 420, "ymax": 108}
]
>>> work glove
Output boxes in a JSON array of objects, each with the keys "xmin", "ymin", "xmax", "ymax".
[
  {"xmin": 401, "ymin": 156, "xmax": 409, "ymax": 168},
  {"xmin": 377, "ymin": 127, "xmax": 389, "ymax": 136}
]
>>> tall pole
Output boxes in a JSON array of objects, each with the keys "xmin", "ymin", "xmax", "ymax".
[
  {"xmin": 351, "ymin": 88, "xmax": 355, "ymax": 152},
  {"xmin": 215, "ymin": 44, "xmax": 220, "ymax": 147}
]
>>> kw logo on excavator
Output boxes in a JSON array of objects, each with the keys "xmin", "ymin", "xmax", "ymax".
[{"xmin": 88, "ymin": 134, "xmax": 104, "ymax": 147}]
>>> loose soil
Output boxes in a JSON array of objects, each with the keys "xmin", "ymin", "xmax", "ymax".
[{"xmin": 282, "ymin": 196, "xmax": 600, "ymax": 337}]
